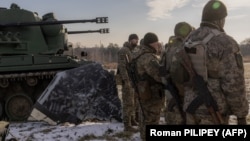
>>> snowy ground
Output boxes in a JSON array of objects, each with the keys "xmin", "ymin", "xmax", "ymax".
[
  {"xmin": 4, "ymin": 114, "xmax": 250, "ymax": 141},
  {"xmin": 2, "ymin": 64, "xmax": 250, "ymax": 141},
  {"xmin": 5, "ymin": 120, "xmax": 141, "ymax": 141}
]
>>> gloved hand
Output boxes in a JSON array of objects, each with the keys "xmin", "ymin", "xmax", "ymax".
[
  {"xmin": 237, "ymin": 117, "xmax": 246, "ymax": 125},
  {"xmin": 159, "ymin": 66, "xmax": 168, "ymax": 76},
  {"xmin": 122, "ymin": 80, "xmax": 131, "ymax": 88},
  {"xmin": 115, "ymin": 74, "xmax": 122, "ymax": 85}
]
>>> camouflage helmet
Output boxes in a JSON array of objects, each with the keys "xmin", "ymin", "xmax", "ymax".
[
  {"xmin": 202, "ymin": 0, "xmax": 227, "ymax": 21},
  {"xmin": 168, "ymin": 36, "xmax": 176, "ymax": 45},
  {"xmin": 174, "ymin": 22, "xmax": 193, "ymax": 38},
  {"xmin": 140, "ymin": 38, "xmax": 144, "ymax": 45}
]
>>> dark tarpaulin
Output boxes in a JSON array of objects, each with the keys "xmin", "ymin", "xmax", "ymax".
[{"xmin": 30, "ymin": 62, "xmax": 122, "ymax": 124}]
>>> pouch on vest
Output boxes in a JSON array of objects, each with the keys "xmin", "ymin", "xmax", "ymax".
[
  {"xmin": 138, "ymin": 81, "xmax": 152, "ymax": 101},
  {"xmin": 183, "ymin": 29, "xmax": 222, "ymax": 81},
  {"xmin": 169, "ymin": 52, "xmax": 190, "ymax": 84}
]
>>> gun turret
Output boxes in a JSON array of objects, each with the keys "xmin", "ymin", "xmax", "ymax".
[
  {"xmin": 0, "ymin": 3, "xmax": 109, "ymax": 56},
  {"xmin": 68, "ymin": 28, "xmax": 109, "ymax": 34},
  {"xmin": 0, "ymin": 3, "xmax": 112, "ymax": 122}
]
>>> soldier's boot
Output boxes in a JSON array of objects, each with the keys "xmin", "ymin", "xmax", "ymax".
[
  {"xmin": 135, "ymin": 110, "xmax": 140, "ymax": 123},
  {"xmin": 124, "ymin": 125, "xmax": 138, "ymax": 132},
  {"xmin": 123, "ymin": 115, "xmax": 130, "ymax": 131},
  {"xmin": 124, "ymin": 116, "xmax": 137, "ymax": 132},
  {"xmin": 131, "ymin": 115, "xmax": 139, "ymax": 126}
]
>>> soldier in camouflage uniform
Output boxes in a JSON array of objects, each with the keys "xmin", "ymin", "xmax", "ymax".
[
  {"xmin": 134, "ymin": 32, "xmax": 165, "ymax": 141},
  {"xmin": 117, "ymin": 34, "xmax": 139, "ymax": 131},
  {"xmin": 181, "ymin": 0, "xmax": 249, "ymax": 125},
  {"xmin": 161, "ymin": 22, "xmax": 194, "ymax": 125}
]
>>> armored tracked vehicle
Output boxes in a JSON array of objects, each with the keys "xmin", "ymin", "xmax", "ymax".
[{"xmin": 0, "ymin": 3, "xmax": 109, "ymax": 121}]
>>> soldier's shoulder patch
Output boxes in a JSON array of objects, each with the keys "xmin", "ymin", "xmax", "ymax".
[{"xmin": 149, "ymin": 59, "xmax": 160, "ymax": 68}]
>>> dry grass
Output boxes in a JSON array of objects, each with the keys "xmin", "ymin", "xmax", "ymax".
[
  {"xmin": 243, "ymin": 56, "xmax": 250, "ymax": 63},
  {"xmin": 103, "ymin": 63, "xmax": 117, "ymax": 70},
  {"xmin": 244, "ymin": 63, "xmax": 250, "ymax": 99},
  {"xmin": 243, "ymin": 63, "xmax": 250, "ymax": 124}
]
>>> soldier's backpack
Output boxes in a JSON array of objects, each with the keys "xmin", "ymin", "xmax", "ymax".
[{"xmin": 170, "ymin": 29, "xmax": 222, "ymax": 83}]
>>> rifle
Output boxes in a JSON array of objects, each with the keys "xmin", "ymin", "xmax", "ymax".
[
  {"xmin": 125, "ymin": 55, "xmax": 139, "ymax": 91},
  {"xmin": 124, "ymin": 54, "xmax": 145, "ymax": 118},
  {"xmin": 165, "ymin": 77, "xmax": 186, "ymax": 124},
  {"xmin": 160, "ymin": 48, "xmax": 186, "ymax": 124},
  {"xmin": 176, "ymin": 49, "xmax": 224, "ymax": 124}
]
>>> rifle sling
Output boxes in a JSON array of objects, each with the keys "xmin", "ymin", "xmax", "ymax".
[{"xmin": 186, "ymin": 94, "xmax": 204, "ymax": 114}]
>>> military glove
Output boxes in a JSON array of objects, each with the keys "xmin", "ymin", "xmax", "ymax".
[
  {"xmin": 237, "ymin": 117, "xmax": 246, "ymax": 125},
  {"xmin": 159, "ymin": 66, "xmax": 168, "ymax": 76},
  {"xmin": 122, "ymin": 80, "xmax": 130, "ymax": 87},
  {"xmin": 115, "ymin": 74, "xmax": 122, "ymax": 85}
]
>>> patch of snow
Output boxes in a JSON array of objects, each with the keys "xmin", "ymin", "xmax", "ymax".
[{"xmin": 5, "ymin": 121, "xmax": 141, "ymax": 141}]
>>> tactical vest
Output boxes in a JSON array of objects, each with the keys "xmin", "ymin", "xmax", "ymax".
[{"xmin": 184, "ymin": 29, "xmax": 222, "ymax": 81}]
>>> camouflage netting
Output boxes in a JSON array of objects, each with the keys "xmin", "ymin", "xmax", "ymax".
[{"xmin": 30, "ymin": 62, "xmax": 122, "ymax": 124}]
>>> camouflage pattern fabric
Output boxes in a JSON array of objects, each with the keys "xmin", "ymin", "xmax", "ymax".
[
  {"xmin": 117, "ymin": 44, "xmax": 137, "ymax": 128},
  {"xmin": 164, "ymin": 99, "xmax": 184, "ymax": 124},
  {"xmin": 0, "ymin": 103, "xmax": 2, "ymax": 119},
  {"xmin": 163, "ymin": 37, "xmax": 180, "ymax": 72},
  {"xmin": 134, "ymin": 91, "xmax": 140, "ymax": 123},
  {"xmin": 185, "ymin": 112, "xmax": 229, "ymax": 125},
  {"xmin": 117, "ymin": 43, "xmax": 132, "ymax": 81},
  {"xmin": 183, "ymin": 26, "xmax": 249, "ymax": 125},
  {"xmin": 161, "ymin": 37, "xmax": 186, "ymax": 125},
  {"xmin": 121, "ymin": 81, "xmax": 135, "ymax": 125},
  {"xmin": 135, "ymin": 45, "xmax": 165, "ymax": 141}
]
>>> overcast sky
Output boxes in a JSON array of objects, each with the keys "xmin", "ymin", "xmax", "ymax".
[{"xmin": 0, "ymin": 0, "xmax": 249, "ymax": 47}]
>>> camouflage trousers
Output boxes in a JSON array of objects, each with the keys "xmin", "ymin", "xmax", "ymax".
[
  {"xmin": 165, "ymin": 106, "xmax": 185, "ymax": 125},
  {"xmin": 185, "ymin": 113, "xmax": 229, "ymax": 125},
  {"xmin": 164, "ymin": 97, "xmax": 185, "ymax": 125},
  {"xmin": 121, "ymin": 83, "xmax": 136, "ymax": 126},
  {"xmin": 163, "ymin": 90, "xmax": 185, "ymax": 125},
  {"xmin": 134, "ymin": 92, "xmax": 140, "ymax": 123},
  {"xmin": 139, "ymin": 95, "xmax": 165, "ymax": 141}
]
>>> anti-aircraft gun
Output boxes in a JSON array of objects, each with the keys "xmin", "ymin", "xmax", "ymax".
[
  {"xmin": 68, "ymin": 28, "xmax": 109, "ymax": 34},
  {"xmin": 0, "ymin": 3, "xmax": 109, "ymax": 121}
]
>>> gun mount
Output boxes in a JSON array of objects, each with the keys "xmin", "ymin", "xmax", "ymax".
[{"xmin": 0, "ymin": 3, "xmax": 109, "ymax": 121}]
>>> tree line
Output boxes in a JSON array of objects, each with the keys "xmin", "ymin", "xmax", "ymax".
[
  {"xmin": 64, "ymin": 38, "xmax": 250, "ymax": 65},
  {"xmin": 64, "ymin": 43, "xmax": 120, "ymax": 65},
  {"xmin": 240, "ymin": 38, "xmax": 250, "ymax": 57}
]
